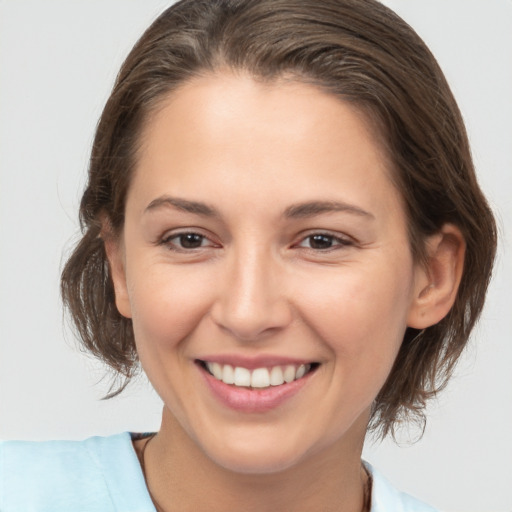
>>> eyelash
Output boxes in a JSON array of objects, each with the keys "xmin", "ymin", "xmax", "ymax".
[
  {"xmin": 294, "ymin": 232, "xmax": 354, "ymax": 251},
  {"xmin": 158, "ymin": 230, "xmax": 354, "ymax": 253},
  {"xmin": 159, "ymin": 231, "xmax": 216, "ymax": 252}
]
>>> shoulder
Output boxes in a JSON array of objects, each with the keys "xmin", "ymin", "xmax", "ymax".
[
  {"xmin": 366, "ymin": 462, "xmax": 439, "ymax": 512},
  {"xmin": 0, "ymin": 432, "xmax": 154, "ymax": 512}
]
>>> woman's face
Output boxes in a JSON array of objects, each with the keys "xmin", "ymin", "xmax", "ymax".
[{"xmin": 109, "ymin": 73, "xmax": 428, "ymax": 473}]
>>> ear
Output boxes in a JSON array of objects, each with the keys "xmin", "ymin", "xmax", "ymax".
[
  {"xmin": 407, "ymin": 224, "xmax": 465, "ymax": 329},
  {"xmin": 101, "ymin": 218, "xmax": 132, "ymax": 319}
]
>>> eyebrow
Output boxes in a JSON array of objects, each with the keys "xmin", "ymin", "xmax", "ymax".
[
  {"xmin": 144, "ymin": 196, "xmax": 218, "ymax": 217},
  {"xmin": 283, "ymin": 200, "xmax": 374, "ymax": 220},
  {"xmin": 144, "ymin": 196, "xmax": 374, "ymax": 220}
]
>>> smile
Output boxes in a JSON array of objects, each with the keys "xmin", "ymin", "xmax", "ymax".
[
  {"xmin": 196, "ymin": 358, "xmax": 320, "ymax": 412},
  {"xmin": 200, "ymin": 361, "xmax": 318, "ymax": 389}
]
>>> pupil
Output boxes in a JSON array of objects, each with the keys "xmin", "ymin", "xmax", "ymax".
[
  {"xmin": 310, "ymin": 235, "xmax": 332, "ymax": 249},
  {"xmin": 180, "ymin": 233, "xmax": 203, "ymax": 248}
]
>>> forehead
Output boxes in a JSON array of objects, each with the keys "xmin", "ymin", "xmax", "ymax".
[
  {"xmin": 130, "ymin": 72, "xmax": 402, "ymax": 222},
  {"xmin": 140, "ymin": 73, "xmax": 387, "ymax": 163}
]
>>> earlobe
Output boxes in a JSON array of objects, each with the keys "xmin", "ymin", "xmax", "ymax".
[
  {"xmin": 407, "ymin": 224, "xmax": 465, "ymax": 329},
  {"xmin": 101, "ymin": 219, "xmax": 132, "ymax": 319}
]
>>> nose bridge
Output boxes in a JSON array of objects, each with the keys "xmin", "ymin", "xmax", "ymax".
[
  {"xmin": 233, "ymin": 244, "xmax": 274, "ymax": 312},
  {"xmin": 212, "ymin": 241, "xmax": 291, "ymax": 340}
]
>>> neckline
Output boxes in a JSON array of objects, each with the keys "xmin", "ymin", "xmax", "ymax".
[{"xmin": 131, "ymin": 432, "xmax": 372, "ymax": 512}]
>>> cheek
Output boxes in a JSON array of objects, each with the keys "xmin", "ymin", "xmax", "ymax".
[
  {"xmin": 126, "ymin": 262, "xmax": 214, "ymax": 353},
  {"xmin": 295, "ymin": 258, "xmax": 415, "ymax": 364}
]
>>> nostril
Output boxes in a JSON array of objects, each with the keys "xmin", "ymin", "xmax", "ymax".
[
  {"xmin": 210, "ymin": 302, "xmax": 293, "ymax": 342},
  {"xmin": 209, "ymin": 271, "xmax": 293, "ymax": 342}
]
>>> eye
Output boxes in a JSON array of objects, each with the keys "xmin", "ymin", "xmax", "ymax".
[
  {"xmin": 160, "ymin": 231, "xmax": 214, "ymax": 251},
  {"xmin": 297, "ymin": 233, "xmax": 352, "ymax": 250}
]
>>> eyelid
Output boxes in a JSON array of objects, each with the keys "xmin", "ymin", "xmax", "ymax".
[
  {"xmin": 293, "ymin": 230, "xmax": 356, "ymax": 250},
  {"xmin": 158, "ymin": 228, "xmax": 220, "ymax": 251},
  {"xmin": 156, "ymin": 227, "xmax": 355, "ymax": 252}
]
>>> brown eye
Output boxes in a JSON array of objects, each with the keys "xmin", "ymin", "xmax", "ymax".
[
  {"xmin": 161, "ymin": 232, "xmax": 211, "ymax": 251},
  {"xmin": 308, "ymin": 234, "xmax": 336, "ymax": 249},
  {"xmin": 178, "ymin": 233, "xmax": 205, "ymax": 249},
  {"xmin": 296, "ymin": 233, "xmax": 352, "ymax": 251}
]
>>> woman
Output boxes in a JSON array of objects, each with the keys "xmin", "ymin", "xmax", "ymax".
[{"xmin": 0, "ymin": 1, "xmax": 497, "ymax": 511}]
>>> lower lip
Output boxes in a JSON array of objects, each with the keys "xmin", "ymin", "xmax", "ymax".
[{"xmin": 199, "ymin": 365, "xmax": 315, "ymax": 413}]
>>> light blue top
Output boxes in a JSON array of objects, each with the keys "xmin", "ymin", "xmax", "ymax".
[{"xmin": 0, "ymin": 432, "xmax": 438, "ymax": 511}]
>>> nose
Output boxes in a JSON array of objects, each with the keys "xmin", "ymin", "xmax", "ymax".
[{"xmin": 210, "ymin": 247, "xmax": 293, "ymax": 342}]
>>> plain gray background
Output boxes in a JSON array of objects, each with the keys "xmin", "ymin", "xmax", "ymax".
[{"xmin": 0, "ymin": 1, "xmax": 511, "ymax": 511}]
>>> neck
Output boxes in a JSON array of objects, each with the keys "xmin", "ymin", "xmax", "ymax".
[{"xmin": 141, "ymin": 408, "xmax": 369, "ymax": 512}]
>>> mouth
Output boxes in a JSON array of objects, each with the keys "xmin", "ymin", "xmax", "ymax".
[{"xmin": 197, "ymin": 360, "xmax": 320, "ymax": 389}]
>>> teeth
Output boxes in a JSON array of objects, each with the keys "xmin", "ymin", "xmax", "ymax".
[
  {"xmin": 295, "ymin": 364, "xmax": 306, "ymax": 379},
  {"xmin": 269, "ymin": 366, "xmax": 284, "ymax": 386},
  {"xmin": 233, "ymin": 366, "xmax": 251, "ymax": 387},
  {"xmin": 283, "ymin": 365, "xmax": 296, "ymax": 383},
  {"xmin": 210, "ymin": 362, "xmax": 223, "ymax": 380},
  {"xmin": 251, "ymin": 368, "xmax": 270, "ymax": 388},
  {"xmin": 205, "ymin": 362, "xmax": 312, "ymax": 388},
  {"xmin": 222, "ymin": 364, "xmax": 234, "ymax": 384}
]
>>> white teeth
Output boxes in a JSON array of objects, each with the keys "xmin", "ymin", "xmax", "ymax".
[
  {"xmin": 295, "ymin": 364, "xmax": 306, "ymax": 379},
  {"xmin": 222, "ymin": 364, "xmax": 235, "ymax": 384},
  {"xmin": 210, "ymin": 362, "xmax": 223, "ymax": 380},
  {"xmin": 283, "ymin": 365, "xmax": 296, "ymax": 383},
  {"xmin": 233, "ymin": 366, "xmax": 251, "ymax": 387},
  {"xmin": 205, "ymin": 361, "xmax": 313, "ymax": 388},
  {"xmin": 251, "ymin": 368, "xmax": 270, "ymax": 388},
  {"xmin": 269, "ymin": 366, "xmax": 284, "ymax": 386}
]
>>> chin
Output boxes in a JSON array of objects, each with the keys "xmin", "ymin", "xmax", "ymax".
[
  {"xmin": 211, "ymin": 447, "xmax": 305, "ymax": 475},
  {"xmin": 196, "ymin": 427, "xmax": 322, "ymax": 475}
]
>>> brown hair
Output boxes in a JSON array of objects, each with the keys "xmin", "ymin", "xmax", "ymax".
[{"xmin": 61, "ymin": 0, "xmax": 497, "ymax": 437}]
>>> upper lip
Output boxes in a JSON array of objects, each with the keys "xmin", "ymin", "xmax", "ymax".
[{"xmin": 196, "ymin": 354, "xmax": 318, "ymax": 370}]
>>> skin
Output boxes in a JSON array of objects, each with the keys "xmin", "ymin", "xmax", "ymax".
[{"xmin": 105, "ymin": 73, "xmax": 465, "ymax": 512}]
